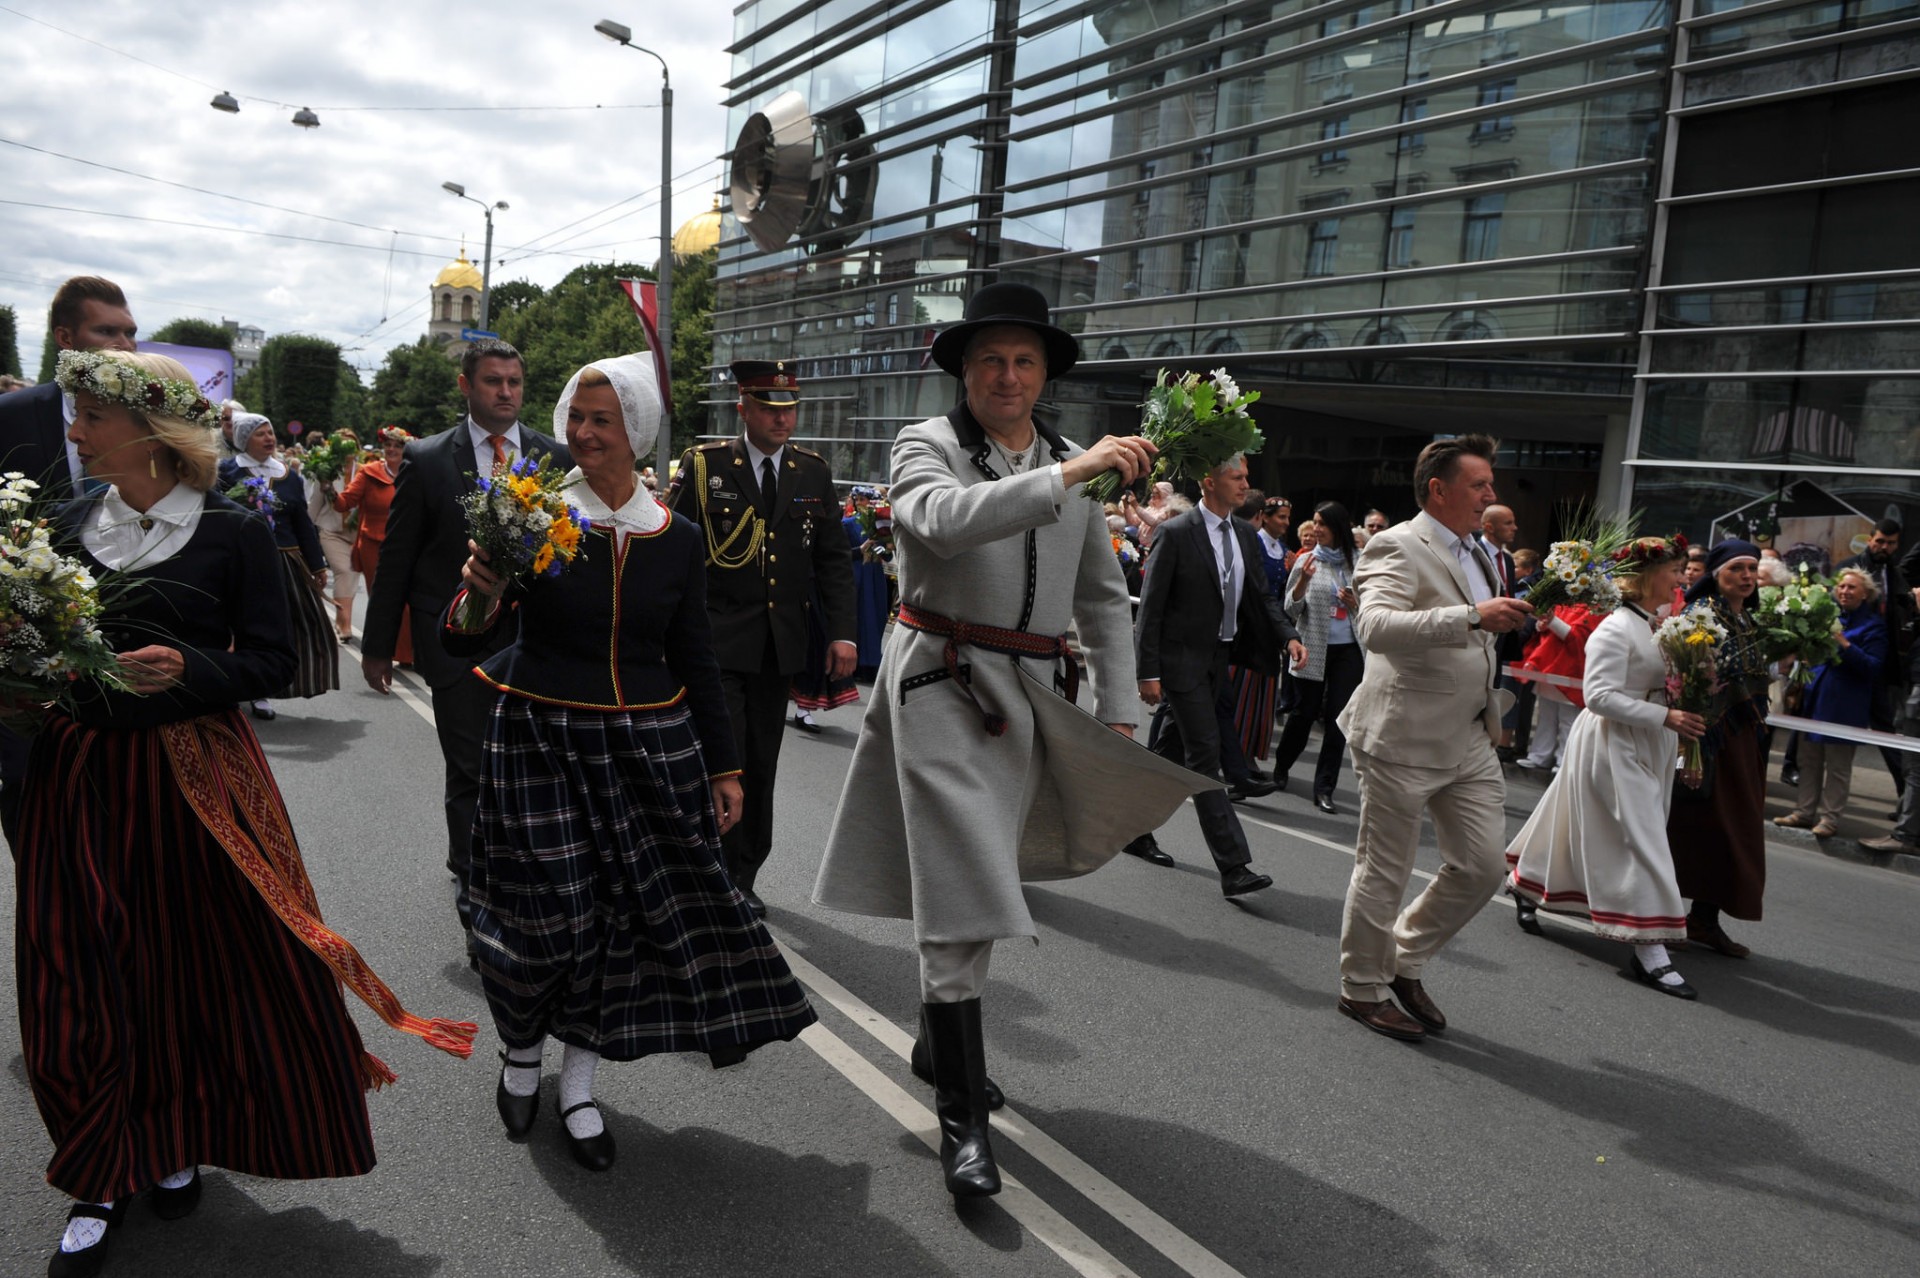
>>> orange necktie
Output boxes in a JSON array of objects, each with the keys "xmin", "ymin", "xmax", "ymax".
[{"xmin": 490, "ymin": 435, "xmax": 510, "ymax": 472}]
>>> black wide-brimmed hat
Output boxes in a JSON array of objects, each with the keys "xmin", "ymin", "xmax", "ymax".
[{"xmin": 929, "ymin": 282, "xmax": 1079, "ymax": 379}]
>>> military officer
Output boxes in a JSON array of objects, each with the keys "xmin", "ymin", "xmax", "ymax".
[{"xmin": 669, "ymin": 360, "xmax": 857, "ymax": 917}]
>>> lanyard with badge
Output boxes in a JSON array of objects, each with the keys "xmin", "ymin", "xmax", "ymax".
[{"xmin": 1327, "ymin": 559, "xmax": 1352, "ymax": 622}]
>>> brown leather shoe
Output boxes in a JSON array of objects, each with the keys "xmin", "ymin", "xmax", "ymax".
[
  {"xmin": 1388, "ymin": 976, "xmax": 1447, "ymax": 1032},
  {"xmin": 1687, "ymin": 921, "xmax": 1751, "ymax": 959},
  {"xmin": 1861, "ymin": 834, "xmax": 1920, "ymax": 855},
  {"xmin": 1338, "ymin": 997, "xmax": 1427, "ymax": 1042},
  {"xmin": 1772, "ymin": 813, "xmax": 1814, "ymax": 828}
]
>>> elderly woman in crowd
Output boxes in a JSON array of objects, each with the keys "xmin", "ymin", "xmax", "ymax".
[
  {"xmin": 1507, "ymin": 537, "xmax": 1707, "ymax": 998},
  {"xmin": 1666, "ymin": 539, "xmax": 1774, "ymax": 958},
  {"xmin": 217, "ymin": 411, "xmax": 338, "ymax": 718},
  {"xmin": 451, "ymin": 355, "xmax": 815, "ymax": 1174},
  {"xmin": 1774, "ymin": 568, "xmax": 1887, "ymax": 839},
  {"xmin": 334, "ymin": 425, "xmax": 413, "ymax": 666},
  {"xmin": 20, "ymin": 351, "xmax": 469, "ymax": 1277},
  {"xmin": 305, "ymin": 429, "xmax": 364, "ymax": 642},
  {"xmin": 1274, "ymin": 501, "xmax": 1364, "ymax": 814}
]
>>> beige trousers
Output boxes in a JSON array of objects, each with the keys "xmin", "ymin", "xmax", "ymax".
[
  {"xmin": 920, "ymin": 940, "xmax": 994, "ymax": 1003},
  {"xmin": 1790, "ymin": 737, "xmax": 1856, "ymax": 827},
  {"xmin": 1340, "ymin": 739, "xmax": 1507, "ymax": 1001}
]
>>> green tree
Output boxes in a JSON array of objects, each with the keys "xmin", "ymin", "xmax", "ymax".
[
  {"xmin": 255, "ymin": 334, "xmax": 341, "ymax": 437},
  {"xmin": 368, "ymin": 337, "xmax": 465, "ymax": 436},
  {"xmin": 493, "ymin": 262, "xmax": 652, "ymax": 442},
  {"xmin": 37, "ymin": 336, "xmax": 56, "ymax": 384},
  {"xmin": 146, "ymin": 318, "xmax": 233, "ymax": 350},
  {"xmin": 333, "ymin": 361, "xmax": 371, "ymax": 438},
  {"xmin": 488, "ymin": 279, "xmax": 544, "ymax": 320},
  {"xmin": 668, "ymin": 248, "xmax": 717, "ymax": 457},
  {"xmin": 0, "ymin": 305, "xmax": 21, "ymax": 379}
]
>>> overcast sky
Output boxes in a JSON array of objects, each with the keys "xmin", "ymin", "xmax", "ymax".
[{"xmin": 0, "ymin": 1, "xmax": 738, "ymax": 380}]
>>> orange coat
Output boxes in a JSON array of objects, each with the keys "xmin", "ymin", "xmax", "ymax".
[{"xmin": 335, "ymin": 459, "xmax": 398, "ymax": 567}]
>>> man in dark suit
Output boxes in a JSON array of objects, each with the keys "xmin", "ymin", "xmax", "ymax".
[
  {"xmin": 1126, "ymin": 455, "xmax": 1304, "ymax": 896},
  {"xmin": 0, "ymin": 275, "xmax": 138, "ymax": 848},
  {"xmin": 1478, "ymin": 503, "xmax": 1527, "ymax": 755},
  {"xmin": 360, "ymin": 338, "xmax": 568, "ymax": 940},
  {"xmin": 667, "ymin": 359, "xmax": 856, "ymax": 918}
]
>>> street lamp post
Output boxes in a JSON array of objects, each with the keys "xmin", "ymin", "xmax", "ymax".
[
  {"xmin": 441, "ymin": 182, "xmax": 509, "ymax": 332},
  {"xmin": 593, "ymin": 19, "xmax": 673, "ymax": 374}
]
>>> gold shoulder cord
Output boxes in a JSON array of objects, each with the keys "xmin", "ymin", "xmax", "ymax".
[{"xmin": 691, "ymin": 447, "xmax": 764, "ymax": 569}]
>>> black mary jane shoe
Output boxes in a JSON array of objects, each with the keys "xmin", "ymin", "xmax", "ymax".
[
  {"xmin": 150, "ymin": 1168, "xmax": 203, "ymax": 1221},
  {"xmin": 1510, "ymin": 889, "xmax": 1543, "ymax": 936},
  {"xmin": 48, "ymin": 1201, "xmax": 125, "ymax": 1278},
  {"xmin": 789, "ymin": 712, "xmax": 822, "ymax": 735},
  {"xmin": 559, "ymin": 1100, "xmax": 617, "ymax": 1171},
  {"xmin": 496, "ymin": 1051, "xmax": 541, "ymax": 1138},
  {"xmin": 250, "ymin": 701, "xmax": 276, "ymax": 721},
  {"xmin": 1630, "ymin": 953, "xmax": 1698, "ymax": 1001}
]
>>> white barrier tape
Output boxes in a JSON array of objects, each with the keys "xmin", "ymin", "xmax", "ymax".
[{"xmin": 1501, "ymin": 664, "xmax": 1920, "ymax": 755}]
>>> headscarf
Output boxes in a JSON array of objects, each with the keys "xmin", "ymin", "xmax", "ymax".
[
  {"xmin": 228, "ymin": 412, "xmax": 286, "ymax": 478},
  {"xmin": 552, "ymin": 354, "xmax": 667, "ymax": 536},
  {"xmin": 1682, "ymin": 538, "xmax": 1759, "ymax": 606},
  {"xmin": 553, "ymin": 354, "xmax": 662, "ymax": 465}
]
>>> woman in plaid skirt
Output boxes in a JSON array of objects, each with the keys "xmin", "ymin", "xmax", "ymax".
[{"xmin": 448, "ymin": 355, "xmax": 816, "ymax": 1173}]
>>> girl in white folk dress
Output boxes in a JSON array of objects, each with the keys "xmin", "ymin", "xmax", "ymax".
[{"xmin": 1504, "ymin": 537, "xmax": 1708, "ymax": 999}]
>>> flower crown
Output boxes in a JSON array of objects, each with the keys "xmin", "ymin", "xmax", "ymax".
[
  {"xmin": 377, "ymin": 425, "xmax": 414, "ymax": 445},
  {"xmin": 1612, "ymin": 533, "xmax": 1688, "ymax": 566},
  {"xmin": 55, "ymin": 349, "xmax": 218, "ymax": 429}
]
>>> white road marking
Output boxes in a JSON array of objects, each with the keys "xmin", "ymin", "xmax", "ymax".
[{"xmin": 780, "ymin": 947, "xmax": 1249, "ymax": 1278}]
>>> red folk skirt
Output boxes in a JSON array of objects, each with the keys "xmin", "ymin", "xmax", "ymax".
[{"xmin": 15, "ymin": 709, "xmax": 384, "ymax": 1201}]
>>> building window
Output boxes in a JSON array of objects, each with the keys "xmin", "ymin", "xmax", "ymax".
[
  {"xmin": 1388, "ymin": 207, "xmax": 1416, "ymax": 268},
  {"xmin": 439, "ymin": 293, "xmax": 452, "ymax": 322},
  {"xmin": 1306, "ymin": 218, "xmax": 1341, "ymax": 276},
  {"xmin": 1463, "ymin": 193, "xmax": 1505, "ymax": 261},
  {"xmin": 1399, "ymin": 89, "xmax": 1428, "ymax": 152},
  {"xmin": 1317, "ymin": 116, "xmax": 1351, "ymax": 167},
  {"xmin": 1472, "ymin": 79, "xmax": 1517, "ymax": 141},
  {"xmin": 1136, "ymin": 160, "xmax": 1156, "ymax": 204},
  {"xmin": 461, "ymin": 296, "xmax": 475, "ymax": 322}
]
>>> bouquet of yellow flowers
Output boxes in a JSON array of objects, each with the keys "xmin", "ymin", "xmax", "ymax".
[
  {"xmin": 452, "ymin": 454, "xmax": 590, "ymax": 630},
  {"xmin": 0, "ymin": 473, "xmax": 131, "ymax": 712},
  {"xmin": 1655, "ymin": 605, "xmax": 1726, "ymax": 787}
]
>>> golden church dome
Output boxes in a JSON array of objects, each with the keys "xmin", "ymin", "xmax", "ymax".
[
  {"xmin": 434, "ymin": 251, "xmax": 483, "ymax": 291},
  {"xmin": 671, "ymin": 197, "xmax": 724, "ymax": 259}
]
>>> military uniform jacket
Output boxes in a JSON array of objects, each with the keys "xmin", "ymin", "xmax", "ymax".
[{"xmin": 667, "ymin": 437, "xmax": 855, "ymax": 676}]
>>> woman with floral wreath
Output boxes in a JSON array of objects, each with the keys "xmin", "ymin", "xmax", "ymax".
[
  {"xmin": 449, "ymin": 355, "xmax": 816, "ymax": 1173},
  {"xmin": 1506, "ymin": 537, "xmax": 1708, "ymax": 997},
  {"xmin": 217, "ymin": 411, "xmax": 338, "ymax": 717},
  {"xmin": 19, "ymin": 350, "xmax": 473, "ymax": 1278}
]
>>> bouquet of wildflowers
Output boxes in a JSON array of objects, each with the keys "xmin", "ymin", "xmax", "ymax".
[
  {"xmin": 855, "ymin": 499, "xmax": 893, "ymax": 564},
  {"xmin": 1522, "ymin": 506, "xmax": 1638, "ymax": 615},
  {"xmin": 1755, "ymin": 565, "xmax": 1841, "ymax": 683},
  {"xmin": 301, "ymin": 433, "xmax": 366, "ymax": 485},
  {"xmin": 1113, "ymin": 534, "xmax": 1141, "ymax": 573},
  {"xmin": 1656, "ymin": 605, "xmax": 1726, "ymax": 786},
  {"xmin": 452, "ymin": 454, "xmax": 590, "ymax": 630},
  {"xmin": 1082, "ymin": 367, "xmax": 1263, "ymax": 504},
  {"xmin": 224, "ymin": 473, "xmax": 280, "ymax": 530},
  {"xmin": 0, "ymin": 474, "xmax": 131, "ymax": 712}
]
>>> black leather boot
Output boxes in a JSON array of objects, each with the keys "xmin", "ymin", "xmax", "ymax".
[
  {"xmin": 922, "ymin": 999, "xmax": 1001, "ymax": 1198},
  {"xmin": 912, "ymin": 1007, "xmax": 1005, "ymax": 1110}
]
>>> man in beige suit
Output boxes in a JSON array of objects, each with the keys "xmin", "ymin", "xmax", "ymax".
[{"xmin": 1335, "ymin": 435, "xmax": 1533, "ymax": 1041}]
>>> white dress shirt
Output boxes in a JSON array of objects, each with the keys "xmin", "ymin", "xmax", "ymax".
[
  {"xmin": 468, "ymin": 419, "xmax": 525, "ymax": 475},
  {"xmin": 83, "ymin": 481, "xmax": 204, "ymax": 570},
  {"xmin": 1199, "ymin": 503, "xmax": 1243, "ymax": 641}
]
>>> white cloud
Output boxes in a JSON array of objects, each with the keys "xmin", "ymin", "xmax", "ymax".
[{"xmin": 0, "ymin": 0, "xmax": 738, "ymax": 381}]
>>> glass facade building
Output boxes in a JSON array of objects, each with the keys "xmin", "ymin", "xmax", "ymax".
[{"xmin": 718, "ymin": 0, "xmax": 1917, "ymax": 552}]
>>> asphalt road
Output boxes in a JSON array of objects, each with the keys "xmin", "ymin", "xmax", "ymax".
[{"xmin": 3, "ymin": 649, "xmax": 1918, "ymax": 1277}]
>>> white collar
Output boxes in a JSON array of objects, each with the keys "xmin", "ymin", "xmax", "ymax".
[
  {"xmin": 103, "ymin": 480, "xmax": 201, "ymax": 528},
  {"xmin": 1416, "ymin": 509, "xmax": 1476, "ymax": 553},
  {"xmin": 742, "ymin": 438, "xmax": 784, "ymax": 472},
  {"xmin": 1199, "ymin": 504, "xmax": 1234, "ymax": 534},
  {"xmin": 564, "ymin": 466, "xmax": 668, "ymax": 535},
  {"xmin": 233, "ymin": 453, "xmax": 287, "ymax": 479},
  {"xmin": 468, "ymin": 419, "xmax": 523, "ymax": 450}
]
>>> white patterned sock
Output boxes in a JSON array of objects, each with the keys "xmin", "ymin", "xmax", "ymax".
[
  {"xmin": 502, "ymin": 1042, "xmax": 543, "ymax": 1098},
  {"xmin": 559, "ymin": 1043, "xmax": 604, "ymax": 1138},
  {"xmin": 157, "ymin": 1167, "xmax": 195, "ymax": 1190},
  {"xmin": 60, "ymin": 1203, "xmax": 114, "ymax": 1254},
  {"xmin": 1638, "ymin": 944, "xmax": 1685, "ymax": 986}
]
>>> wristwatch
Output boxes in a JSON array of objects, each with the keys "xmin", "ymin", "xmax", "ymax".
[{"xmin": 1468, "ymin": 610, "xmax": 1483, "ymax": 631}]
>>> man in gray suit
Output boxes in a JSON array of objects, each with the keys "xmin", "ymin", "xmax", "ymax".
[
  {"xmin": 1336, "ymin": 435, "xmax": 1532, "ymax": 1041},
  {"xmin": 1131, "ymin": 456, "xmax": 1305, "ymax": 895}
]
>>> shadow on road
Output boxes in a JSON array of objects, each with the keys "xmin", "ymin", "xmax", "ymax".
[
  {"xmin": 1430, "ymin": 1031, "xmax": 1920, "ymax": 1245},
  {"xmin": 254, "ymin": 712, "xmax": 370, "ymax": 765},
  {"xmin": 1012, "ymin": 1104, "xmax": 1448, "ymax": 1276},
  {"xmin": 529, "ymin": 1110, "xmax": 963, "ymax": 1278}
]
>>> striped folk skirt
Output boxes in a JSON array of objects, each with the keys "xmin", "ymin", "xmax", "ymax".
[
  {"xmin": 276, "ymin": 546, "xmax": 340, "ymax": 698},
  {"xmin": 14, "ymin": 710, "xmax": 377, "ymax": 1202},
  {"xmin": 1228, "ymin": 665, "xmax": 1277, "ymax": 763},
  {"xmin": 469, "ymin": 696, "xmax": 818, "ymax": 1062}
]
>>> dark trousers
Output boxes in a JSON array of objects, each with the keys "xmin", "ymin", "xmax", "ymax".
[
  {"xmin": 1871, "ymin": 686, "xmax": 1907, "ymax": 795},
  {"xmin": 0, "ymin": 722, "xmax": 29, "ymax": 852},
  {"xmin": 721, "ymin": 642, "xmax": 790, "ymax": 892},
  {"xmin": 1273, "ymin": 642, "xmax": 1363, "ymax": 799},
  {"xmin": 1146, "ymin": 643, "xmax": 1252, "ymax": 873},
  {"xmin": 432, "ymin": 673, "xmax": 498, "ymax": 933}
]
